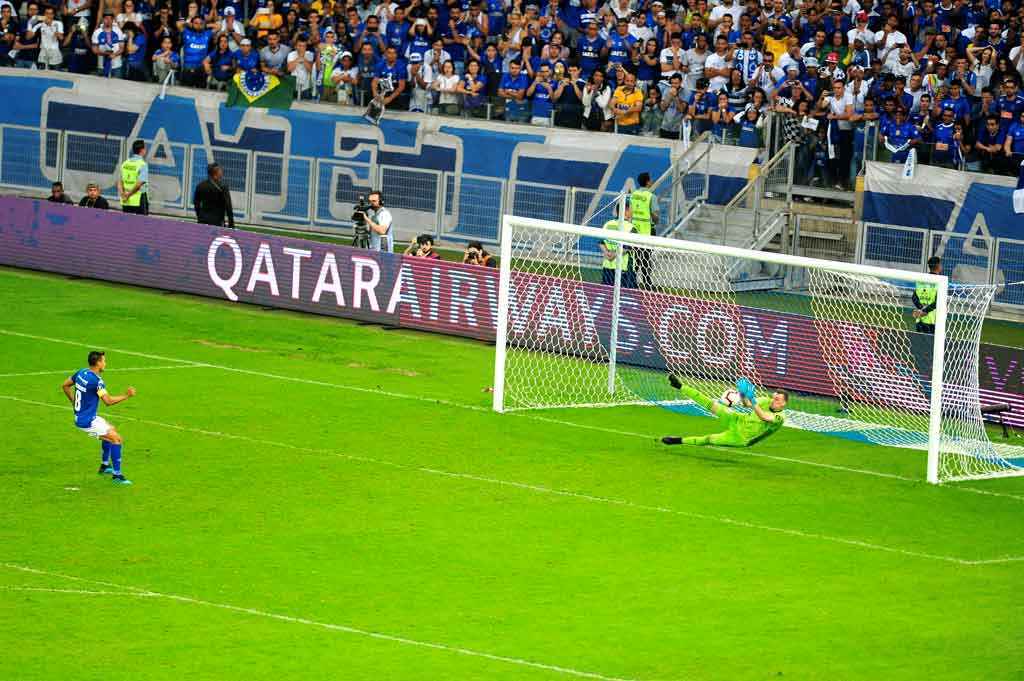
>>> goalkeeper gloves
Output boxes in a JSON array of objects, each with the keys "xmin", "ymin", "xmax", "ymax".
[
  {"xmin": 736, "ymin": 377, "xmax": 756, "ymax": 403},
  {"xmin": 668, "ymin": 374, "xmax": 682, "ymax": 390}
]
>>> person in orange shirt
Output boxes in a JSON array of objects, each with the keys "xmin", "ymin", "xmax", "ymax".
[{"xmin": 611, "ymin": 70, "xmax": 643, "ymax": 134}]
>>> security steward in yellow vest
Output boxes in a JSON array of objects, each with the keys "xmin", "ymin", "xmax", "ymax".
[
  {"xmin": 629, "ymin": 172, "xmax": 658, "ymax": 289},
  {"xmin": 601, "ymin": 202, "xmax": 637, "ymax": 289},
  {"xmin": 118, "ymin": 139, "xmax": 149, "ymax": 215},
  {"xmin": 912, "ymin": 256, "xmax": 941, "ymax": 333}
]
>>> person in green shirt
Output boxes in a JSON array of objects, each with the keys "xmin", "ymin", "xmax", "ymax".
[
  {"xmin": 661, "ymin": 375, "xmax": 788, "ymax": 447},
  {"xmin": 912, "ymin": 256, "xmax": 941, "ymax": 334},
  {"xmin": 629, "ymin": 172, "xmax": 659, "ymax": 289},
  {"xmin": 600, "ymin": 201, "xmax": 637, "ymax": 289}
]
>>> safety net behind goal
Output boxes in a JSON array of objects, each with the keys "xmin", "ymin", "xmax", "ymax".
[{"xmin": 494, "ymin": 214, "xmax": 1024, "ymax": 484}]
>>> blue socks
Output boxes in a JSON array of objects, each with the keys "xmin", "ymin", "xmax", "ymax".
[
  {"xmin": 101, "ymin": 441, "xmax": 112, "ymax": 465},
  {"xmin": 110, "ymin": 444, "xmax": 123, "ymax": 475}
]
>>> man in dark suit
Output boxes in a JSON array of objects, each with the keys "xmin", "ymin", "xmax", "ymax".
[{"xmin": 193, "ymin": 163, "xmax": 235, "ymax": 228}]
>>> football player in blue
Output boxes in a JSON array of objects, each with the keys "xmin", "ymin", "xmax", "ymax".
[{"xmin": 61, "ymin": 351, "xmax": 137, "ymax": 485}]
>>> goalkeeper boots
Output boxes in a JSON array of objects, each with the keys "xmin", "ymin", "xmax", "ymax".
[
  {"xmin": 111, "ymin": 474, "xmax": 133, "ymax": 486},
  {"xmin": 661, "ymin": 437, "xmax": 683, "ymax": 445}
]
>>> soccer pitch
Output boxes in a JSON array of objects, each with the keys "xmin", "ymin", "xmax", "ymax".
[{"xmin": 3, "ymin": 265, "xmax": 1024, "ymax": 681}]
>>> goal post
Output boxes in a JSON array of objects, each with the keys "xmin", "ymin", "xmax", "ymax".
[{"xmin": 493, "ymin": 212, "xmax": 1022, "ymax": 485}]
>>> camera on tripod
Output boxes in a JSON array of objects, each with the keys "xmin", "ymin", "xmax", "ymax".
[{"xmin": 351, "ymin": 195, "xmax": 371, "ymax": 248}]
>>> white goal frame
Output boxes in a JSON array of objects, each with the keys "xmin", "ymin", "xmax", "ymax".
[{"xmin": 492, "ymin": 214, "xmax": 952, "ymax": 484}]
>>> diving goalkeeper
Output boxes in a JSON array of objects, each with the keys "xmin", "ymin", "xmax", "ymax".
[{"xmin": 661, "ymin": 375, "xmax": 788, "ymax": 447}]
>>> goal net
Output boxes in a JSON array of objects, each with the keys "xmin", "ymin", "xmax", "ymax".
[{"xmin": 492, "ymin": 211, "xmax": 1024, "ymax": 484}]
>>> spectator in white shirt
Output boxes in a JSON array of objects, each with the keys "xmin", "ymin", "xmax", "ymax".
[
  {"xmin": 287, "ymin": 36, "xmax": 315, "ymax": 98},
  {"xmin": 114, "ymin": 0, "xmax": 142, "ymax": 30},
  {"xmin": 704, "ymin": 35, "xmax": 733, "ymax": 93},
  {"xmin": 659, "ymin": 31, "xmax": 685, "ymax": 81},
  {"xmin": 875, "ymin": 14, "xmax": 908, "ymax": 67},
  {"xmin": 31, "ymin": 5, "xmax": 63, "ymax": 68},
  {"xmin": 709, "ymin": 0, "xmax": 742, "ymax": 29}
]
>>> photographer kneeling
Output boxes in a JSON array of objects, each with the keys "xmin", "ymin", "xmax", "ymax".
[
  {"xmin": 463, "ymin": 241, "xmax": 495, "ymax": 267},
  {"xmin": 352, "ymin": 190, "xmax": 394, "ymax": 252}
]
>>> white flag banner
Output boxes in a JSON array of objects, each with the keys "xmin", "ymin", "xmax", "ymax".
[
  {"xmin": 1014, "ymin": 188, "xmax": 1024, "ymax": 215},
  {"xmin": 901, "ymin": 147, "xmax": 916, "ymax": 179}
]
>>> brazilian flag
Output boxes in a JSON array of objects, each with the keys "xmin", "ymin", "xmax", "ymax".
[{"xmin": 226, "ymin": 71, "xmax": 295, "ymax": 109}]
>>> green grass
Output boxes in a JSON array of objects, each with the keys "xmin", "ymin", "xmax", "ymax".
[{"xmin": 2, "ymin": 265, "xmax": 1024, "ymax": 681}]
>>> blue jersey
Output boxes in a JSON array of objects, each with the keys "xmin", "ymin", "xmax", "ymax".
[
  {"xmin": 577, "ymin": 35, "xmax": 605, "ymax": 76},
  {"xmin": 71, "ymin": 368, "xmax": 106, "ymax": 428}
]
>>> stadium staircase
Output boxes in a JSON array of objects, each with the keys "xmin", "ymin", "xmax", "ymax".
[{"xmin": 654, "ymin": 138, "xmax": 859, "ymax": 284}]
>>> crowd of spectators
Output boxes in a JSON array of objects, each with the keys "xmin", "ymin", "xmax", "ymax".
[{"xmin": 2, "ymin": 0, "xmax": 1023, "ymax": 182}]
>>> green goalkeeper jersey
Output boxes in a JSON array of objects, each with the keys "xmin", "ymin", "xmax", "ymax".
[{"xmin": 733, "ymin": 397, "xmax": 785, "ymax": 444}]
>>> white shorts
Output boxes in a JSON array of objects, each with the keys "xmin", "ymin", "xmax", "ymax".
[{"xmin": 76, "ymin": 417, "xmax": 112, "ymax": 439}]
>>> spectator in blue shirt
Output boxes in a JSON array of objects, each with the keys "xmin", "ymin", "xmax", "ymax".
[
  {"xmin": 151, "ymin": 34, "xmax": 179, "ymax": 83},
  {"xmin": 605, "ymin": 17, "xmax": 636, "ymax": 84},
  {"xmin": 405, "ymin": 18, "xmax": 431, "ymax": 61},
  {"xmin": 527, "ymin": 62, "xmax": 555, "ymax": 126},
  {"xmin": 973, "ymin": 115, "xmax": 1006, "ymax": 173},
  {"xmin": 442, "ymin": 6, "xmax": 469, "ymax": 74},
  {"xmin": 995, "ymin": 79, "xmax": 1024, "ymax": 134},
  {"xmin": 180, "ymin": 15, "xmax": 211, "ymax": 87},
  {"xmin": 373, "ymin": 45, "xmax": 408, "ymax": 110},
  {"xmin": 499, "ymin": 59, "xmax": 530, "ymax": 122},
  {"xmin": 204, "ymin": 33, "xmax": 235, "ymax": 85},
  {"xmin": 1004, "ymin": 109, "xmax": 1024, "ymax": 166},
  {"xmin": 234, "ymin": 37, "xmax": 259, "ymax": 73},
  {"xmin": 931, "ymin": 108, "xmax": 961, "ymax": 168},
  {"xmin": 941, "ymin": 81, "xmax": 971, "ymax": 124},
  {"xmin": 121, "ymin": 21, "xmax": 147, "ymax": 81},
  {"xmin": 576, "ymin": 21, "xmax": 606, "ymax": 77},
  {"xmin": 385, "ymin": 5, "xmax": 409, "ymax": 54},
  {"xmin": 355, "ymin": 14, "xmax": 386, "ymax": 61},
  {"xmin": 884, "ymin": 108, "xmax": 921, "ymax": 163}
]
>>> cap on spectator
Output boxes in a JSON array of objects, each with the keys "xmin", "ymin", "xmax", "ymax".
[
  {"xmin": 849, "ymin": 64, "xmax": 864, "ymax": 71},
  {"xmin": 103, "ymin": 9, "xmax": 113, "ymax": 15},
  {"xmin": 524, "ymin": 2, "xmax": 540, "ymax": 10},
  {"xmin": 651, "ymin": 0, "xmax": 664, "ymax": 5},
  {"xmin": 826, "ymin": 52, "xmax": 840, "ymax": 63},
  {"xmin": 856, "ymin": 10, "xmax": 868, "ymax": 20},
  {"xmin": 224, "ymin": 6, "xmax": 235, "ymax": 14},
  {"xmin": 804, "ymin": 57, "xmax": 819, "ymax": 68},
  {"xmin": 240, "ymin": 37, "xmax": 251, "ymax": 44},
  {"xmin": 785, "ymin": 63, "xmax": 800, "ymax": 72},
  {"xmin": 656, "ymin": 10, "xmax": 665, "ymax": 17},
  {"xmin": 408, "ymin": 51, "xmax": 422, "ymax": 62},
  {"xmin": 323, "ymin": 27, "xmax": 334, "ymax": 34}
]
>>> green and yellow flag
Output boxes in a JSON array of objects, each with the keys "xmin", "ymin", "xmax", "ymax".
[{"xmin": 226, "ymin": 71, "xmax": 295, "ymax": 109}]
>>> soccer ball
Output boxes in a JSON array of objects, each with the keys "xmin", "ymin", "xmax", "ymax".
[{"xmin": 719, "ymin": 390, "xmax": 742, "ymax": 408}]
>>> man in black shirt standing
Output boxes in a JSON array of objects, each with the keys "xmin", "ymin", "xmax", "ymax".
[{"xmin": 193, "ymin": 163, "xmax": 235, "ymax": 229}]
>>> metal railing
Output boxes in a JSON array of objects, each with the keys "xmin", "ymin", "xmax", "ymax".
[
  {"xmin": 650, "ymin": 131, "xmax": 712, "ymax": 238},
  {"xmin": 720, "ymin": 141, "xmax": 794, "ymax": 247}
]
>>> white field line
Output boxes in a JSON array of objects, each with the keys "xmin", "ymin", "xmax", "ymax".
[
  {"xmin": 2, "ymin": 328, "xmax": 1023, "ymax": 503},
  {"xmin": 4, "ymin": 394, "xmax": 1021, "ymax": 566},
  {"xmin": 0, "ymin": 365, "xmax": 207, "ymax": 378},
  {"xmin": 0, "ymin": 563, "xmax": 640, "ymax": 681},
  {"xmin": 0, "ymin": 585, "xmax": 160, "ymax": 597}
]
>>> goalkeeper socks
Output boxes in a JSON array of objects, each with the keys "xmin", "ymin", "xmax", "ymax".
[
  {"xmin": 110, "ymin": 444, "xmax": 123, "ymax": 475},
  {"xmin": 101, "ymin": 441, "xmax": 111, "ymax": 465},
  {"xmin": 680, "ymin": 385, "xmax": 715, "ymax": 412}
]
